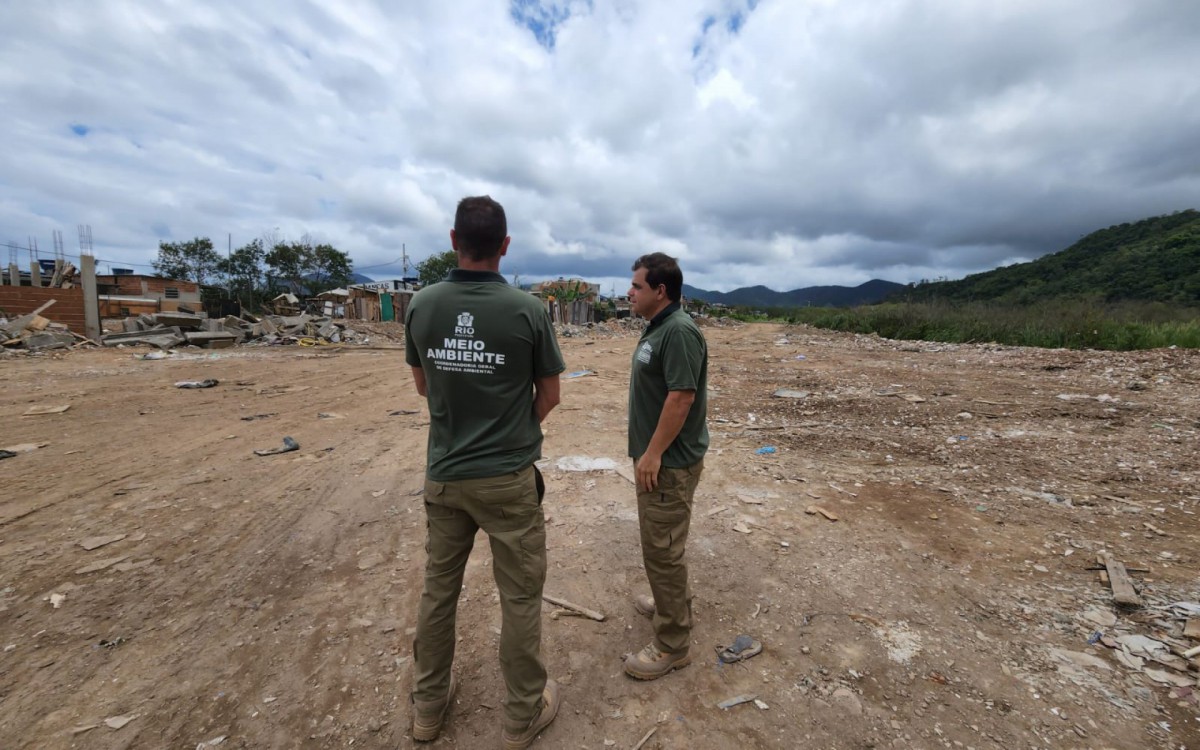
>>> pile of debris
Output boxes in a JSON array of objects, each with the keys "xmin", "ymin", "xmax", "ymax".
[
  {"xmin": 101, "ymin": 311, "xmax": 367, "ymax": 350},
  {"xmin": 0, "ymin": 301, "xmax": 88, "ymax": 352}
]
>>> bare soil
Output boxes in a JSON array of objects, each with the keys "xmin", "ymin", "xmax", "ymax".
[{"xmin": 1, "ymin": 322, "xmax": 1198, "ymax": 749}]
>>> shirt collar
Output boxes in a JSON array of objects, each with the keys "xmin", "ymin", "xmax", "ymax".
[
  {"xmin": 447, "ymin": 269, "xmax": 507, "ymax": 284},
  {"xmin": 648, "ymin": 301, "xmax": 681, "ymax": 327}
]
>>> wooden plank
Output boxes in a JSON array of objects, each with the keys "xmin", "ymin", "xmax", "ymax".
[
  {"xmin": 1184, "ymin": 618, "xmax": 1200, "ymax": 640},
  {"xmin": 1099, "ymin": 551, "xmax": 1142, "ymax": 607},
  {"xmin": 542, "ymin": 593, "xmax": 605, "ymax": 622}
]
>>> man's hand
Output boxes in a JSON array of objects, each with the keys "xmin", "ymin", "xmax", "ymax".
[{"xmin": 635, "ymin": 451, "xmax": 662, "ymax": 493}]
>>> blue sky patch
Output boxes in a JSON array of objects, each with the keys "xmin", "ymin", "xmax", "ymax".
[
  {"xmin": 510, "ymin": 0, "xmax": 575, "ymax": 50},
  {"xmin": 70, "ymin": 123, "xmax": 89, "ymax": 137}
]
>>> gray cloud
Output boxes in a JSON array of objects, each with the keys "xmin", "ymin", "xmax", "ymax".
[{"xmin": 0, "ymin": 0, "xmax": 1197, "ymax": 291}]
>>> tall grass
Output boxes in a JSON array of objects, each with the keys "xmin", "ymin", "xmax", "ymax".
[{"xmin": 758, "ymin": 300, "xmax": 1200, "ymax": 350}]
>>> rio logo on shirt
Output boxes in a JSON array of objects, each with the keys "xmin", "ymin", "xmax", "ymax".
[
  {"xmin": 456, "ymin": 312, "xmax": 475, "ymax": 335},
  {"xmin": 425, "ymin": 310, "xmax": 505, "ymax": 373},
  {"xmin": 637, "ymin": 342, "xmax": 652, "ymax": 364}
]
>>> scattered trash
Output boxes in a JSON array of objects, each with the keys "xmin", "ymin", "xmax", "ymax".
[
  {"xmin": 732, "ymin": 522, "xmax": 752, "ymax": 534},
  {"xmin": 75, "ymin": 555, "xmax": 130, "ymax": 575},
  {"xmin": 717, "ymin": 694, "xmax": 758, "ymax": 710},
  {"xmin": 754, "ymin": 446, "xmax": 777, "ymax": 455},
  {"xmin": 240, "ymin": 413, "xmax": 276, "ymax": 421},
  {"xmin": 1097, "ymin": 551, "xmax": 1143, "ymax": 607},
  {"xmin": 138, "ymin": 350, "xmax": 171, "ymax": 360},
  {"xmin": 542, "ymin": 594, "xmax": 606, "ymax": 622},
  {"xmin": 805, "ymin": 506, "xmax": 839, "ymax": 522},
  {"xmin": 3, "ymin": 442, "xmax": 47, "ymax": 454},
  {"xmin": 0, "ymin": 450, "xmax": 16, "ymax": 460},
  {"xmin": 22, "ymin": 404, "xmax": 70, "ymax": 416},
  {"xmin": 197, "ymin": 736, "xmax": 227, "ymax": 748},
  {"xmin": 794, "ymin": 354, "xmax": 807, "ymax": 360},
  {"xmin": 737, "ymin": 494, "xmax": 765, "ymax": 505},
  {"xmin": 771, "ymin": 389, "xmax": 809, "ymax": 399},
  {"xmin": 317, "ymin": 412, "xmax": 345, "ymax": 419},
  {"xmin": 564, "ymin": 370, "xmax": 595, "ymax": 379},
  {"xmin": 716, "ymin": 634, "xmax": 763, "ymax": 663},
  {"xmin": 388, "ymin": 409, "xmax": 419, "ymax": 416},
  {"xmin": 631, "ymin": 726, "xmax": 657, "ymax": 750},
  {"xmin": 175, "ymin": 379, "xmax": 219, "ymax": 389},
  {"xmin": 49, "ymin": 592, "xmax": 66, "ymax": 608},
  {"xmin": 254, "ymin": 437, "xmax": 300, "ymax": 456},
  {"xmin": 78, "ymin": 534, "xmax": 126, "ymax": 551},
  {"xmin": 371, "ymin": 489, "xmax": 387, "ymax": 498},
  {"xmin": 555, "ymin": 456, "xmax": 619, "ymax": 472},
  {"xmin": 753, "ymin": 699, "xmax": 769, "ymax": 710},
  {"xmin": 104, "ymin": 714, "xmax": 137, "ymax": 730}
]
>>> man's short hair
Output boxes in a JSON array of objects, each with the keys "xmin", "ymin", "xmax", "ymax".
[
  {"xmin": 454, "ymin": 196, "xmax": 507, "ymax": 260},
  {"xmin": 632, "ymin": 252, "xmax": 683, "ymax": 302}
]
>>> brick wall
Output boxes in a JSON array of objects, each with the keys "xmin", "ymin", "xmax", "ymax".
[
  {"xmin": 0, "ymin": 286, "xmax": 88, "ymax": 333},
  {"xmin": 95, "ymin": 275, "xmax": 203, "ymax": 312}
]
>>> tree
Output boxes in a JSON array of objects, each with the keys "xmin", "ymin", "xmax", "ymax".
[
  {"xmin": 153, "ymin": 237, "xmax": 221, "ymax": 284},
  {"xmin": 265, "ymin": 241, "xmax": 310, "ymax": 293},
  {"xmin": 264, "ymin": 239, "xmax": 354, "ymax": 295},
  {"xmin": 308, "ymin": 243, "xmax": 353, "ymax": 293},
  {"xmin": 216, "ymin": 239, "xmax": 266, "ymax": 308},
  {"xmin": 417, "ymin": 250, "xmax": 457, "ymax": 287}
]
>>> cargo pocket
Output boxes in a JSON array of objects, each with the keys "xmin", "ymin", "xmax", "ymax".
[{"xmin": 518, "ymin": 520, "xmax": 547, "ymax": 591}]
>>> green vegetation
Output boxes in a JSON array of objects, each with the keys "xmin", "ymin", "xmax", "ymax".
[
  {"xmin": 416, "ymin": 250, "xmax": 457, "ymax": 287},
  {"xmin": 756, "ymin": 300, "xmax": 1200, "ymax": 350},
  {"xmin": 706, "ymin": 210, "xmax": 1200, "ymax": 350},
  {"xmin": 899, "ymin": 210, "xmax": 1200, "ymax": 304},
  {"xmin": 153, "ymin": 234, "xmax": 353, "ymax": 311}
]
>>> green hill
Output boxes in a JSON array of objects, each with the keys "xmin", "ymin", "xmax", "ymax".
[{"xmin": 897, "ymin": 210, "xmax": 1200, "ymax": 304}]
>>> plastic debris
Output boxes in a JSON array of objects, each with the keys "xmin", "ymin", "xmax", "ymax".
[
  {"xmin": 254, "ymin": 436, "xmax": 300, "ymax": 456},
  {"xmin": 717, "ymin": 694, "xmax": 758, "ymax": 709},
  {"xmin": 555, "ymin": 456, "xmax": 619, "ymax": 472},
  {"xmin": 175, "ymin": 379, "xmax": 219, "ymax": 389},
  {"xmin": 717, "ymin": 634, "xmax": 764, "ymax": 663},
  {"xmin": 754, "ymin": 446, "xmax": 777, "ymax": 455}
]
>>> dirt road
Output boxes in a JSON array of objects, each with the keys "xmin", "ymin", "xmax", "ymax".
[{"xmin": 1, "ymin": 322, "xmax": 1197, "ymax": 749}]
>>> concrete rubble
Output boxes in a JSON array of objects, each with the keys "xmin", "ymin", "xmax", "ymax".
[
  {"xmin": 0, "ymin": 302, "xmax": 88, "ymax": 353},
  {"xmin": 100, "ymin": 311, "xmax": 365, "ymax": 350}
]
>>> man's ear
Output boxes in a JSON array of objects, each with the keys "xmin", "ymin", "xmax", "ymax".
[
  {"xmin": 499, "ymin": 236, "xmax": 510, "ymax": 257},
  {"xmin": 449, "ymin": 229, "xmax": 458, "ymax": 251}
]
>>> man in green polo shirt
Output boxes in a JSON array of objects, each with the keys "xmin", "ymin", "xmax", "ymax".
[
  {"xmin": 623, "ymin": 252, "xmax": 709, "ymax": 680},
  {"xmin": 404, "ymin": 196, "xmax": 565, "ymax": 748}
]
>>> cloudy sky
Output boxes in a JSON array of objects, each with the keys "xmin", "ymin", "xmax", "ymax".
[{"xmin": 1, "ymin": 1, "xmax": 1198, "ymax": 294}]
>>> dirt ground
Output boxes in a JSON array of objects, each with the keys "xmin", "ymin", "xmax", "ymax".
[{"xmin": 1, "ymin": 321, "xmax": 1198, "ymax": 750}]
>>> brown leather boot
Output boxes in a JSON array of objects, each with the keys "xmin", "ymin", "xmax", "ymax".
[
  {"xmin": 623, "ymin": 643, "xmax": 692, "ymax": 680},
  {"xmin": 633, "ymin": 594, "xmax": 655, "ymax": 618},
  {"xmin": 501, "ymin": 679, "xmax": 560, "ymax": 749},
  {"xmin": 412, "ymin": 674, "xmax": 457, "ymax": 742}
]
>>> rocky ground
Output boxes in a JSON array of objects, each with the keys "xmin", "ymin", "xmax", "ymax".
[{"xmin": 0, "ymin": 321, "xmax": 1197, "ymax": 749}]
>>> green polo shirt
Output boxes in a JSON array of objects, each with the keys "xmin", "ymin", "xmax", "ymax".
[
  {"xmin": 628, "ymin": 302, "xmax": 709, "ymax": 468},
  {"xmin": 405, "ymin": 269, "xmax": 564, "ymax": 481}
]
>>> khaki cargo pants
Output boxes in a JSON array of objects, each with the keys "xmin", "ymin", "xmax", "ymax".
[
  {"xmin": 412, "ymin": 465, "xmax": 548, "ymax": 730},
  {"xmin": 637, "ymin": 460, "xmax": 704, "ymax": 654}
]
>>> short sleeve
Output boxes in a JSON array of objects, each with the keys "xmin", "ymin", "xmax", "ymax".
[
  {"xmin": 532, "ymin": 305, "xmax": 566, "ymax": 377},
  {"xmin": 404, "ymin": 302, "xmax": 421, "ymax": 367},
  {"xmin": 661, "ymin": 327, "xmax": 703, "ymax": 391}
]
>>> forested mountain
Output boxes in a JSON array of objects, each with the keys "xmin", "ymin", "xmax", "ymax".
[
  {"xmin": 897, "ymin": 210, "xmax": 1200, "ymax": 304},
  {"xmin": 683, "ymin": 279, "xmax": 905, "ymax": 307}
]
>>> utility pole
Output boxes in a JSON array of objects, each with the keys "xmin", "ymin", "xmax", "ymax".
[{"xmin": 401, "ymin": 243, "xmax": 409, "ymax": 276}]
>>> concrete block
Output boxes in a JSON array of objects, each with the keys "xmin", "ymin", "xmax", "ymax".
[
  {"xmin": 26, "ymin": 331, "xmax": 75, "ymax": 351},
  {"xmin": 123, "ymin": 317, "xmax": 142, "ymax": 333},
  {"xmin": 184, "ymin": 331, "xmax": 239, "ymax": 345},
  {"xmin": 153, "ymin": 312, "xmax": 205, "ymax": 330}
]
